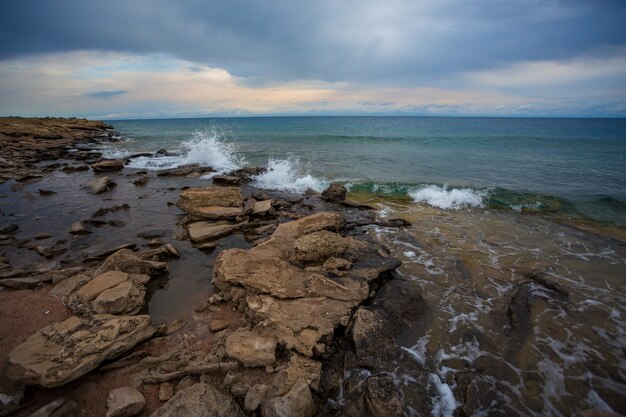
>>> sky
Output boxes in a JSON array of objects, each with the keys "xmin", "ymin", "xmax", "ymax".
[{"xmin": 1, "ymin": 0, "xmax": 625, "ymax": 119}]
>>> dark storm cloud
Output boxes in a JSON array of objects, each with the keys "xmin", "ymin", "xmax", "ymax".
[{"xmin": 1, "ymin": 0, "xmax": 625, "ymax": 84}]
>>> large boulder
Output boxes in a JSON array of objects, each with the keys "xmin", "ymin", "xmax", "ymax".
[
  {"xmin": 150, "ymin": 383, "xmax": 244, "ymax": 417},
  {"xmin": 261, "ymin": 378, "xmax": 316, "ymax": 417},
  {"xmin": 8, "ymin": 314, "xmax": 156, "ymax": 388}
]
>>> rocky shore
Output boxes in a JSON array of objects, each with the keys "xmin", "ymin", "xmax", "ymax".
[
  {"xmin": 0, "ymin": 118, "xmax": 623, "ymax": 417},
  {"xmin": 0, "ymin": 118, "xmax": 424, "ymax": 417}
]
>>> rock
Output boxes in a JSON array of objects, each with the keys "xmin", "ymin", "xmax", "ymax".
[
  {"xmin": 188, "ymin": 221, "xmax": 243, "ymax": 243},
  {"xmin": 92, "ymin": 159, "xmax": 125, "ymax": 172},
  {"xmin": 292, "ymin": 230, "xmax": 361, "ymax": 266},
  {"xmin": 225, "ymin": 331, "xmax": 277, "ymax": 367},
  {"xmin": 261, "ymin": 378, "xmax": 316, "ymax": 417},
  {"xmin": 8, "ymin": 314, "xmax": 156, "ymax": 388},
  {"xmin": 28, "ymin": 398, "xmax": 80, "ymax": 417},
  {"xmin": 133, "ymin": 175, "xmax": 149, "ymax": 186},
  {"xmin": 321, "ymin": 183, "xmax": 347, "ymax": 202},
  {"xmin": 178, "ymin": 186, "xmax": 244, "ymax": 210},
  {"xmin": 93, "ymin": 281, "xmax": 145, "ymax": 315},
  {"xmin": 156, "ymin": 164, "xmax": 215, "ymax": 177},
  {"xmin": 69, "ymin": 221, "xmax": 91, "ymax": 235},
  {"xmin": 364, "ymin": 375, "xmax": 404, "ymax": 417},
  {"xmin": 106, "ymin": 387, "xmax": 145, "ymax": 417},
  {"xmin": 208, "ymin": 319, "xmax": 228, "ymax": 332},
  {"xmin": 175, "ymin": 376, "xmax": 196, "ymax": 393},
  {"xmin": 188, "ymin": 206, "xmax": 244, "ymax": 220},
  {"xmin": 94, "ymin": 249, "xmax": 167, "ymax": 276},
  {"xmin": 74, "ymin": 271, "xmax": 129, "ymax": 301},
  {"xmin": 150, "ymin": 383, "xmax": 244, "ymax": 417},
  {"xmin": 158, "ymin": 382, "xmax": 174, "ymax": 402},
  {"xmin": 34, "ymin": 233, "xmax": 52, "ymax": 240},
  {"xmin": 50, "ymin": 274, "xmax": 91, "ymax": 297},
  {"xmin": 84, "ymin": 176, "xmax": 117, "ymax": 194},
  {"xmin": 227, "ymin": 166, "xmax": 267, "ymax": 181},
  {"xmin": 38, "ymin": 189, "xmax": 56, "ymax": 196},
  {"xmin": 244, "ymin": 384, "xmax": 270, "ymax": 412},
  {"xmin": 252, "ymin": 199, "xmax": 273, "ymax": 216},
  {"xmin": 0, "ymin": 276, "xmax": 45, "ymax": 289},
  {"xmin": 0, "ymin": 224, "xmax": 19, "ymax": 234},
  {"xmin": 212, "ymin": 175, "xmax": 242, "ymax": 186}
]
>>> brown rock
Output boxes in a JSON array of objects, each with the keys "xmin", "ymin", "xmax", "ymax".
[
  {"xmin": 212, "ymin": 175, "xmax": 242, "ymax": 186},
  {"xmin": 244, "ymin": 384, "xmax": 270, "ymax": 412},
  {"xmin": 321, "ymin": 183, "xmax": 347, "ymax": 202},
  {"xmin": 188, "ymin": 221, "xmax": 243, "ymax": 243},
  {"xmin": 74, "ymin": 271, "xmax": 129, "ymax": 301},
  {"xmin": 28, "ymin": 398, "xmax": 80, "ymax": 417},
  {"xmin": 365, "ymin": 375, "xmax": 404, "ymax": 417},
  {"xmin": 92, "ymin": 159, "xmax": 125, "ymax": 172},
  {"xmin": 225, "ymin": 331, "xmax": 277, "ymax": 367},
  {"xmin": 106, "ymin": 387, "xmax": 145, "ymax": 417},
  {"xmin": 261, "ymin": 378, "xmax": 316, "ymax": 417},
  {"xmin": 94, "ymin": 249, "xmax": 167, "ymax": 276},
  {"xmin": 69, "ymin": 221, "xmax": 91, "ymax": 235},
  {"xmin": 150, "ymin": 383, "xmax": 244, "ymax": 417},
  {"xmin": 158, "ymin": 382, "xmax": 174, "ymax": 402},
  {"xmin": 178, "ymin": 186, "xmax": 244, "ymax": 210},
  {"xmin": 8, "ymin": 314, "xmax": 156, "ymax": 388},
  {"xmin": 93, "ymin": 281, "xmax": 146, "ymax": 315},
  {"xmin": 84, "ymin": 176, "xmax": 117, "ymax": 194},
  {"xmin": 252, "ymin": 199, "xmax": 273, "ymax": 216},
  {"xmin": 156, "ymin": 164, "xmax": 215, "ymax": 177}
]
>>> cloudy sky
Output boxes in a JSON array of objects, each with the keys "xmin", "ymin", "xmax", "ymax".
[{"xmin": 1, "ymin": 0, "xmax": 625, "ymax": 118}]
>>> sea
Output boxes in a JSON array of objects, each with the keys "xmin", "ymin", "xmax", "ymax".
[{"xmin": 99, "ymin": 116, "xmax": 626, "ymax": 416}]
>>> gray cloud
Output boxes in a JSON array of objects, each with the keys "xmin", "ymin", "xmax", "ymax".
[
  {"xmin": 1, "ymin": 0, "xmax": 625, "ymax": 85},
  {"xmin": 83, "ymin": 90, "xmax": 127, "ymax": 98}
]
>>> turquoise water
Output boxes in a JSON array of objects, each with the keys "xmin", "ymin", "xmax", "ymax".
[{"xmin": 106, "ymin": 117, "xmax": 626, "ymax": 225}]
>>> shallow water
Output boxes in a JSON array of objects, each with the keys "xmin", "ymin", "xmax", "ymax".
[{"xmin": 354, "ymin": 201, "xmax": 626, "ymax": 416}]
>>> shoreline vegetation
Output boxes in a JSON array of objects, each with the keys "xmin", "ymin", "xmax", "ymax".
[{"xmin": 0, "ymin": 117, "xmax": 623, "ymax": 417}]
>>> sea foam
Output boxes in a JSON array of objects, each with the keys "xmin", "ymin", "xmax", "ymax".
[
  {"xmin": 409, "ymin": 184, "xmax": 488, "ymax": 210},
  {"xmin": 127, "ymin": 129, "xmax": 244, "ymax": 174},
  {"xmin": 252, "ymin": 156, "xmax": 328, "ymax": 193}
]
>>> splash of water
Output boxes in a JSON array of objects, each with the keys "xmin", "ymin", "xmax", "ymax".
[
  {"xmin": 252, "ymin": 156, "xmax": 328, "ymax": 193},
  {"xmin": 409, "ymin": 184, "xmax": 488, "ymax": 210},
  {"xmin": 127, "ymin": 129, "xmax": 245, "ymax": 174}
]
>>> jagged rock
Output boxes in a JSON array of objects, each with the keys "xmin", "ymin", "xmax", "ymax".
[
  {"xmin": 225, "ymin": 331, "xmax": 277, "ymax": 367},
  {"xmin": 261, "ymin": 378, "xmax": 316, "ymax": 417},
  {"xmin": 69, "ymin": 221, "xmax": 91, "ymax": 235},
  {"xmin": 364, "ymin": 375, "xmax": 404, "ymax": 417},
  {"xmin": 84, "ymin": 176, "xmax": 116, "ymax": 194},
  {"xmin": 28, "ymin": 398, "xmax": 80, "ymax": 417},
  {"xmin": 188, "ymin": 221, "xmax": 243, "ymax": 243},
  {"xmin": 244, "ymin": 384, "xmax": 270, "ymax": 412},
  {"xmin": 227, "ymin": 166, "xmax": 267, "ymax": 181},
  {"xmin": 321, "ymin": 183, "xmax": 347, "ymax": 202},
  {"xmin": 178, "ymin": 186, "xmax": 244, "ymax": 211},
  {"xmin": 8, "ymin": 314, "xmax": 156, "ymax": 388},
  {"xmin": 156, "ymin": 164, "xmax": 215, "ymax": 177},
  {"xmin": 93, "ymin": 281, "xmax": 146, "ymax": 315},
  {"xmin": 94, "ymin": 249, "xmax": 167, "ymax": 276},
  {"xmin": 106, "ymin": 387, "xmax": 145, "ymax": 417},
  {"xmin": 92, "ymin": 159, "xmax": 125, "ymax": 172},
  {"xmin": 150, "ymin": 383, "xmax": 244, "ymax": 417}
]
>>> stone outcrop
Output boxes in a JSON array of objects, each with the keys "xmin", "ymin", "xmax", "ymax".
[
  {"xmin": 321, "ymin": 183, "xmax": 347, "ymax": 202},
  {"xmin": 156, "ymin": 164, "xmax": 215, "ymax": 177},
  {"xmin": 8, "ymin": 314, "xmax": 156, "ymax": 388}
]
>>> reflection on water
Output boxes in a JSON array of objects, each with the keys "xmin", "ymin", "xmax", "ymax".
[{"xmin": 360, "ymin": 199, "xmax": 625, "ymax": 416}]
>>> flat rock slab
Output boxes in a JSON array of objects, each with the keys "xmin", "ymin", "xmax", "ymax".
[
  {"xmin": 178, "ymin": 186, "xmax": 244, "ymax": 210},
  {"xmin": 8, "ymin": 314, "xmax": 156, "ymax": 388},
  {"xmin": 191, "ymin": 206, "xmax": 244, "ymax": 220},
  {"xmin": 74, "ymin": 271, "xmax": 129, "ymax": 301},
  {"xmin": 84, "ymin": 176, "xmax": 116, "ymax": 194},
  {"xmin": 150, "ymin": 383, "xmax": 244, "ymax": 417},
  {"xmin": 91, "ymin": 159, "xmax": 125, "ymax": 172},
  {"xmin": 188, "ymin": 221, "xmax": 243, "ymax": 243},
  {"xmin": 225, "ymin": 331, "xmax": 277, "ymax": 367}
]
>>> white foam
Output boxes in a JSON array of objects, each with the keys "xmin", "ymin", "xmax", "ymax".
[
  {"xmin": 252, "ymin": 156, "xmax": 328, "ymax": 193},
  {"xmin": 127, "ymin": 129, "xmax": 244, "ymax": 174},
  {"xmin": 409, "ymin": 185, "xmax": 488, "ymax": 210},
  {"xmin": 428, "ymin": 373, "xmax": 457, "ymax": 417}
]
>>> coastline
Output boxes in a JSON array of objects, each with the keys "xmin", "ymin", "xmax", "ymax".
[{"xmin": 0, "ymin": 118, "xmax": 624, "ymax": 417}]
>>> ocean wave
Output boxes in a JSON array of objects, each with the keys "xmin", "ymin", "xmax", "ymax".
[
  {"xmin": 252, "ymin": 156, "xmax": 328, "ymax": 193},
  {"xmin": 126, "ymin": 129, "xmax": 245, "ymax": 173},
  {"xmin": 409, "ymin": 185, "xmax": 488, "ymax": 210}
]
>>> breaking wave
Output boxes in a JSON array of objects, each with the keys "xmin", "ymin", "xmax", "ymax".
[
  {"xmin": 409, "ymin": 184, "xmax": 488, "ymax": 210},
  {"xmin": 252, "ymin": 156, "xmax": 328, "ymax": 193},
  {"xmin": 126, "ymin": 129, "xmax": 245, "ymax": 174}
]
